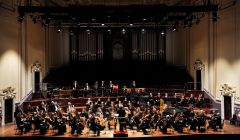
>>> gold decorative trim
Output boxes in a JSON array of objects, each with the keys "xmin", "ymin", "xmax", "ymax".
[
  {"xmin": 0, "ymin": 86, "xmax": 16, "ymax": 99},
  {"xmin": 193, "ymin": 59, "xmax": 205, "ymax": 70},
  {"xmin": 31, "ymin": 61, "xmax": 42, "ymax": 72},
  {"xmin": 220, "ymin": 84, "xmax": 235, "ymax": 96}
]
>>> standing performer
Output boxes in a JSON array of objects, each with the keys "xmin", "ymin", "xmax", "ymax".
[
  {"xmin": 100, "ymin": 81, "xmax": 105, "ymax": 97},
  {"xmin": 117, "ymin": 106, "xmax": 126, "ymax": 132}
]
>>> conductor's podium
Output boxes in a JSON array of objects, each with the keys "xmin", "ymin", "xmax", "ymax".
[{"xmin": 113, "ymin": 130, "xmax": 128, "ymax": 137}]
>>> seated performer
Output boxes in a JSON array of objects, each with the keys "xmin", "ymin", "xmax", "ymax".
[
  {"xmin": 89, "ymin": 113, "xmax": 100, "ymax": 136},
  {"xmin": 70, "ymin": 116, "xmax": 84, "ymax": 135}
]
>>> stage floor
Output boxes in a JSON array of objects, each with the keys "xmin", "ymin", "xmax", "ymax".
[{"xmin": 0, "ymin": 120, "xmax": 240, "ymax": 138}]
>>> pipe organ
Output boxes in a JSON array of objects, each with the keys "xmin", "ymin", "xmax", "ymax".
[{"xmin": 70, "ymin": 29, "xmax": 165, "ymax": 62}]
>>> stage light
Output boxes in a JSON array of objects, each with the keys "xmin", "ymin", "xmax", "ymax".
[
  {"xmin": 86, "ymin": 29, "xmax": 90, "ymax": 35},
  {"xmin": 57, "ymin": 27, "xmax": 61, "ymax": 32},
  {"xmin": 121, "ymin": 28, "xmax": 126, "ymax": 35},
  {"xmin": 161, "ymin": 30, "xmax": 165, "ymax": 35},
  {"xmin": 101, "ymin": 23, "xmax": 105, "ymax": 26},
  {"xmin": 141, "ymin": 28, "xmax": 146, "ymax": 34},
  {"xmin": 129, "ymin": 23, "xmax": 133, "ymax": 26},
  {"xmin": 57, "ymin": 22, "xmax": 62, "ymax": 32},
  {"xmin": 172, "ymin": 25, "xmax": 177, "ymax": 32}
]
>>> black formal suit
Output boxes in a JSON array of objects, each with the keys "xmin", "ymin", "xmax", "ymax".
[{"xmin": 117, "ymin": 107, "xmax": 126, "ymax": 132}]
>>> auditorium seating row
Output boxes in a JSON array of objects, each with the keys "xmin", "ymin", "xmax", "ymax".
[{"xmin": 22, "ymin": 90, "xmax": 211, "ymax": 112}]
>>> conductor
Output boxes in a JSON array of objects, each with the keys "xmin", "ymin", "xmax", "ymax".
[{"xmin": 117, "ymin": 106, "xmax": 126, "ymax": 132}]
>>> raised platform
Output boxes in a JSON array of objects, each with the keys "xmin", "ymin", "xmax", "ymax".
[{"xmin": 113, "ymin": 130, "xmax": 128, "ymax": 137}]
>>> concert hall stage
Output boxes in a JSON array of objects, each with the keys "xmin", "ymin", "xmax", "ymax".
[{"xmin": 0, "ymin": 121, "xmax": 240, "ymax": 140}]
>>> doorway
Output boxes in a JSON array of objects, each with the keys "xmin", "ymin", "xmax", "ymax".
[
  {"xmin": 224, "ymin": 96, "xmax": 231, "ymax": 120},
  {"xmin": 34, "ymin": 71, "xmax": 40, "ymax": 92},
  {"xmin": 4, "ymin": 99, "xmax": 13, "ymax": 124},
  {"xmin": 196, "ymin": 70, "xmax": 201, "ymax": 90}
]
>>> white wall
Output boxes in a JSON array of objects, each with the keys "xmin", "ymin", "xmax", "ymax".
[
  {"xmin": 0, "ymin": 3, "xmax": 46, "ymax": 102},
  {"xmin": 166, "ymin": 1, "xmax": 240, "ymax": 105}
]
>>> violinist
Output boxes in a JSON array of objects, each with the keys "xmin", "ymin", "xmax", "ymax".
[
  {"xmin": 70, "ymin": 115, "xmax": 84, "ymax": 135},
  {"xmin": 39, "ymin": 101, "xmax": 47, "ymax": 113}
]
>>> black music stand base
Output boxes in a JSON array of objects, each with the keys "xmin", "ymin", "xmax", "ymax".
[{"xmin": 113, "ymin": 130, "xmax": 128, "ymax": 137}]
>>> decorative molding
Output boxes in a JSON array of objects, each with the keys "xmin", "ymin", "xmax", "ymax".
[
  {"xmin": 235, "ymin": 96, "xmax": 240, "ymax": 103},
  {"xmin": 0, "ymin": 86, "xmax": 16, "ymax": 100},
  {"xmin": 193, "ymin": 59, "xmax": 205, "ymax": 70},
  {"xmin": 79, "ymin": 52, "xmax": 97, "ymax": 57},
  {"xmin": 31, "ymin": 61, "xmax": 42, "ymax": 72},
  {"xmin": 219, "ymin": 84, "xmax": 236, "ymax": 96}
]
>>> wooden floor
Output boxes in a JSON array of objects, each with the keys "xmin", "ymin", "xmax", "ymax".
[{"xmin": 0, "ymin": 120, "xmax": 240, "ymax": 139}]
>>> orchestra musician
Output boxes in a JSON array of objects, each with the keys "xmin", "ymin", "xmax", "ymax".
[
  {"xmin": 188, "ymin": 94, "xmax": 195, "ymax": 107},
  {"xmin": 73, "ymin": 80, "xmax": 78, "ymax": 90},
  {"xmin": 132, "ymin": 80, "xmax": 136, "ymax": 88},
  {"xmin": 14, "ymin": 83, "xmax": 218, "ymax": 137},
  {"xmin": 109, "ymin": 81, "xmax": 113, "ymax": 96},
  {"xmin": 15, "ymin": 112, "xmax": 25, "ymax": 134},
  {"xmin": 155, "ymin": 93, "xmax": 161, "ymax": 106},
  {"xmin": 39, "ymin": 101, "xmax": 47, "ymax": 113},
  {"xmin": 84, "ymin": 83, "xmax": 90, "ymax": 97},
  {"xmin": 88, "ymin": 113, "xmax": 101, "ymax": 136},
  {"xmin": 208, "ymin": 112, "xmax": 222, "ymax": 131},
  {"xmin": 100, "ymin": 81, "xmax": 105, "ymax": 97},
  {"xmin": 48, "ymin": 101, "xmax": 59, "ymax": 112},
  {"xmin": 117, "ymin": 106, "xmax": 126, "ymax": 132},
  {"xmin": 147, "ymin": 93, "xmax": 154, "ymax": 106},
  {"xmin": 94, "ymin": 81, "xmax": 98, "ymax": 97},
  {"xmin": 196, "ymin": 94, "xmax": 204, "ymax": 108},
  {"xmin": 196, "ymin": 110, "xmax": 207, "ymax": 132},
  {"xmin": 70, "ymin": 115, "xmax": 84, "ymax": 135}
]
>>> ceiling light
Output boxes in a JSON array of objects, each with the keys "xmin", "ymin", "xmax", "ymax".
[
  {"xmin": 122, "ymin": 28, "xmax": 126, "ymax": 35},
  {"xmin": 86, "ymin": 29, "xmax": 90, "ymax": 34},
  {"xmin": 107, "ymin": 29, "xmax": 111, "ymax": 34},
  {"xmin": 161, "ymin": 30, "xmax": 165, "ymax": 35},
  {"xmin": 172, "ymin": 25, "xmax": 177, "ymax": 32},
  {"xmin": 129, "ymin": 23, "xmax": 133, "ymax": 26},
  {"xmin": 101, "ymin": 23, "xmax": 105, "ymax": 26},
  {"xmin": 141, "ymin": 28, "xmax": 146, "ymax": 34}
]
